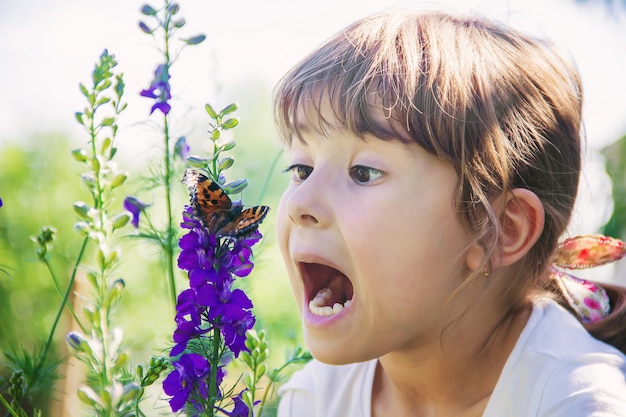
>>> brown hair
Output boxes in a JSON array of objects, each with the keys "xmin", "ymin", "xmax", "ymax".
[{"xmin": 274, "ymin": 11, "xmax": 626, "ymax": 353}]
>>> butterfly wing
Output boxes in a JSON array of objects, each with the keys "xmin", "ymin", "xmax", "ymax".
[
  {"xmin": 183, "ymin": 169, "xmax": 233, "ymax": 230},
  {"xmin": 231, "ymin": 205, "xmax": 270, "ymax": 237},
  {"xmin": 183, "ymin": 169, "xmax": 270, "ymax": 238}
]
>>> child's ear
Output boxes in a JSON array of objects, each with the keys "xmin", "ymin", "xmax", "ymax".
[{"xmin": 493, "ymin": 188, "xmax": 545, "ymax": 268}]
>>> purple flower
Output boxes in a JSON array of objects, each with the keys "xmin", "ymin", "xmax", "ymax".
[
  {"xmin": 163, "ymin": 353, "xmax": 210, "ymax": 412},
  {"xmin": 222, "ymin": 310, "xmax": 256, "ymax": 357},
  {"xmin": 140, "ymin": 64, "xmax": 171, "ymax": 115},
  {"xmin": 170, "ymin": 289, "xmax": 210, "ymax": 356},
  {"xmin": 123, "ymin": 196, "xmax": 150, "ymax": 228},
  {"xmin": 219, "ymin": 390, "xmax": 254, "ymax": 417},
  {"xmin": 174, "ymin": 136, "xmax": 190, "ymax": 160},
  {"xmin": 0, "ymin": 197, "xmax": 3, "ymax": 207}
]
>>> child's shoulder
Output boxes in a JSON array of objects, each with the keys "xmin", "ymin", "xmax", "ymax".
[
  {"xmin": 524, "ymin": 299, "xmax": 625, "ymax": 360},
  {"xmin": 277, "ymin": 358, "xmax": 377, "ymax": 417},
  {"xmin": 484, "ymin": 299, "xmax": 626, "ymax": 416}
]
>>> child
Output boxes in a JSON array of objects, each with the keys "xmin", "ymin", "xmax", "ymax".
[{"xmin": 272, "ymin": 10, "xmax": 626, "ymax": 417}]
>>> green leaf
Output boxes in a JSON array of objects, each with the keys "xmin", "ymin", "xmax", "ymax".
[
  {"xmin": 101, "ymin": 137, "xmax": 112, "ymax": 154},
  {"xmin": 75, "ymin": 112, "xmax": 84, "ymax": 126},
  {"xmin": 205, "ymin": 103, "xmax": 218, "ymax": 119},
  {"xmin": 140, "ymin": 4, "xmax": 158, "ymax": 16},
  {"xmin": 222, "ymin": 117, "xmax": 239, "ymax": 130},
  {"xmin": 183, "ymin": 34, "xmax": 206, "ymax": 45},
  {"xmin": 220, "ymin": 102, "xmax": 239, "ymax": 116},
  {"xmin": 101, "ymin": 117, "xmax": 115, "ymax": 127},
  {"xmin": 114, "ymin": 74, "xmax": 125, "ymax": 98},
  {"xmin": 173, "ymin": 19, "xmax": 186, "ymax": 28},
  {"xmin": 96, "ymin": 96, "xmax": 111, "ymax": 106},
  {"xmin": 79, "ymin": 83, "xmax": 90, "ymax": 98}
]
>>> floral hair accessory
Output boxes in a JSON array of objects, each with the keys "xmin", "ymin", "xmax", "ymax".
[{"xmin": 550, "ymin": 235, "xmax": 625, "ymax": 323}]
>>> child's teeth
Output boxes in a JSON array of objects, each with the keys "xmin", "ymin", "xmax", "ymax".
[{"xmin": 308, "ymin": 288, "xmax": 351, "ymax": 317}]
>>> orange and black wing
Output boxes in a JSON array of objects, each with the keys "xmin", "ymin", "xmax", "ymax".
[
  {"xmin": 183, "ymin": 169, "xmax": 232, "ymax": 228},
  {"xmin": 231, "ymin": 205, "xmax": 270, "ymax": 237}
]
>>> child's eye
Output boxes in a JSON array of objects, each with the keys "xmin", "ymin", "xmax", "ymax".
[
  {"xmin": 349, "ymin": 165, "xmax": 384, "ymax": 185},
  {"xmin": 285, "ymin": 164, "xmax": 313, "ymax": 182}
]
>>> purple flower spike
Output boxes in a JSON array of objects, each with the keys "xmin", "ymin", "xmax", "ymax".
[
  {"xmin": 123, "ymin": 196, "xmax": 150, "ymax": 228},
  {"xmin": 140, "ymin": 63, "xmax": 172, "ymax": 115},
  {"xmin": 166, "ymin": 184, "xmax": 265, "ymax": 411}
]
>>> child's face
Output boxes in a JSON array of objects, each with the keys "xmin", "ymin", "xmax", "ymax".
[{"xmin": 276, "ymin": 127, "xmax": 475, "ymax": 365}]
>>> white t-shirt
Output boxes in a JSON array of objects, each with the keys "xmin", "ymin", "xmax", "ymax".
[{"xmin": 277, "ymin": 300, "xmax": 626, "ymax": 417}]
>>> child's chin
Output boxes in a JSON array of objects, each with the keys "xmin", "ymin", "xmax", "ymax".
[{"xmin": 304, "ymin": 337, "xmax": 371, "ymax": 366}]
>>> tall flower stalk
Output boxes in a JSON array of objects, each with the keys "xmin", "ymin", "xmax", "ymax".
[
  {"xmin": 162, "ymin": 103, "xmax": 311, "ymax": 416},
  {"xmin": 67, "ymin": 50, "xmax": 168, "ymax": 416},
  {"xmin": 163, "ymin": 103, "xmax": 258, "ymax": 416},
  {"xmin": 66, "ymin": 49, "xmax": 146, "ymax": 415},
  {"xmin": 136, "ymin": 0, "xmax": 206, "ymax": 309}
]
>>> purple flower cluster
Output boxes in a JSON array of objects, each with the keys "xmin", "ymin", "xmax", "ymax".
[
  {"xmin": 162, "ymin": 353, "xmax": 224, "ymax": 414},
  {"xmin": 163, "ymin": 206, "xmax": 258, "ymax": 414},
  {"xmin": 140, "ymin": 63, "xmax": 171, "ymax": 115}
]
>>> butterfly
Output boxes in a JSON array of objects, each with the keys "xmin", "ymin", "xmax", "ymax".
[{"xmin": 182, "ymin": 168, "xmax": 270, "ymax": 238}]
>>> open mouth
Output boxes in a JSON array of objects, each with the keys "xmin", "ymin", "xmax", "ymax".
[{"xmin": 299, "ymin": 262, "xmax": 354, "ymax": 317}]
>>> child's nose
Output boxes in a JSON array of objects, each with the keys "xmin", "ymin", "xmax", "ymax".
[{"xmin": 286, "ymin": 172, "xmax": 332, "ymax": 228}]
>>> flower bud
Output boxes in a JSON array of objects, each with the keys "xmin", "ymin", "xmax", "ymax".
[
  {"xmin": 140, "ymin": 4, "xmax": 157, "ymax": 15},
  {"xmin": 221, "ymin": 140, "xmax": 237, "ymax": 151},
  {"xmin": 73, "ymin": 202, "xmax": 92, "ymax": 220},
  {"xmin": 110, "ymin": 172, "xmax": 128, "ymax": 188},
  {"xmin": 66, "ymin": 332, "xmax": 93, "ymax": 356},
  {"xmin": 222, "ymin": 117, "xmax": 239, "ymax": 130},
  {"xmin": 72, "ymin": 148, "xmax": 88, "ymax": 162},
  {"xmin": 119, "ymin": 382, "xmax": 141, "ymax": 404},
  {"xmin": 223, "ymin": 179, "xmax": 248, "ymax": 194},
  {"xmin": 205, "ymin": 103, "xmax": 218, "ymax": 119},
  {"xmin": 81, "ymin": 173, "xmax": 96, "ymax": 188},
  {"xmin": 104, "ymin": 280, "xmax": 125, "ymax": 309},
  {"xmin": 185, "ymin": 155, "xmax": 212, "ymax": 169},
  {"xmin": 77, "ymin": 386, "xmax": 104, "ymax": 408},
  {"xmin": 74, "ymin": 221, "xmax": 90, "ymax": 234},
  {"xmin": 112, "ymin": 213, "xmax": 130, "ymax": 230},
  {"xmin": 220, "ymin": 102, "xmax": 239, "ymax": 115},
  {"xmin": 218, "ymin": 157, "xmax": 234, "ymax": 171}
]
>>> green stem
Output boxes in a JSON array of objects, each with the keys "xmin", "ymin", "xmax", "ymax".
[
  {"xmin": 0, "ymin": 394, "xmax": 20, "ymax": 417},
  {"xmin": 161, "ymin": 0, "xmax": 177, "ymax": 310},
  {"xmin": 43, "ymin": 258, "xmax": 85, "ymax": 334},
  {"xmin": 162, "ymin": 102, "xmax": 177, "ymax": 310},
  {"xmin": 207, "ymin": 328, "xmax": 221, "ymax": 417},
  {"xmin": 35, "ymin": 236, "xmax": 89, "ymax": 372}
]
